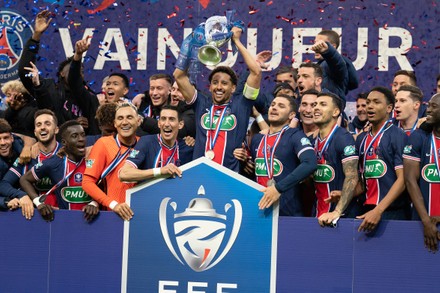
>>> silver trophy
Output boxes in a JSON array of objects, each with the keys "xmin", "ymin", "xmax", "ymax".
[{"xmin": 198, "ymin": 15, "xmax": 232, "ymax": 66}]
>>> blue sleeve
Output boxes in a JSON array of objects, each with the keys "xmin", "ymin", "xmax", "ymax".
[
  {"xmin": 320, "ymin": 42, "xmax": 348, "ymax": 84},
  {"xmin": 0, "ymin": 166, "xmax": 27, "ymax": 199},
  {"xmin": 392, "ymin": 128, "xmax": 408, "ymax": 169},
  {"xmin": 126, "ymin": 137, "xmax": 149, "ymax": 169},
  {"xmin": 275, "ymin": 149, "xmax": 317, "ymax": 193}
]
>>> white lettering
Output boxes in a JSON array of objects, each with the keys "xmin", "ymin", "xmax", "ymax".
[
  {"xmin": 137, "ymin": 28, "xmax": 148, "ymax": 70},
  {"xmin": 292, "ymin": 28, "xmax": 322, "ymax": 68},
  {"xmin": 188, "ymin": 281, "xmax": 207, "ymax": 293},
  {"xmin": 217, "ymin": 283, "xmax": 237, "ymax": 293},
  {"xmin": 59, "ymin": 28, "xmax": 96, "ymax": 60},
  {"xmin": 351, "ymin": 27, "xmax": 369, "ymax": 70},
  {"xmin": 159, "ymin": 280, "xmax": 178, "ymax": 293},
  {"xmin": 94, "ymin": 28, "xmax": 130, "ymax": 70},
  {"xmin": 378, "ymin": 27, "xmax": 413, "ymax": 71}
]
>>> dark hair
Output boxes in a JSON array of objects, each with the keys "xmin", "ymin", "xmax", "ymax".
[
  {"xmin": 273, "ymin": 82, "xmax": 295, "ymax": 96},
  {"xmin": 369, "ymin": 86, "xmax": 395, "ymax": 107},
  {"xmin": 150, "ymin": 73, "xmax": 173, "ymax": 86},
  {"xmin": 160, "ymin": 104, "xmax": 182, "ymax": 121},
  {"xmin": 318, "ymin": 30, "xmax": 340, "ymax": 48},
  {"xmin": 393, "ymin": 70, "xmax": 417, "ymax": 85},
  {"xmin": 95, "ymin": 103, "xmax": 117, "ymax": 126},
  {"xmin": 299, "ymin": 62, "xmax": 323, "ymax": 78},
  {"xmin": 275, "ymin": 66, "xmax": 298, "ymax": 82},
  {"xmin": 317, "ymin": 92, "xmax": 343, "ymax": 115},
  {"xmin": 109, "ymin": 73, "xmax": 130, "ymax": 89},
  {"xmin": 301, "ymin": 89, "xmax": 320, "ymax": 96},
  {"xmin": 0, "ymin": 118, "xmax": 12, "ymax": 134},
  {"xmin": 209, "ymin": 66, "xmax": 238, "ymax": 86},
  {"xmin": 57, "ymin": 56, "xmax": 74, "ymax": 80},
  {"xmin": 397, "ymin": 85, "xmax": 423, "ymax": 103},
  {"xmin": 356, "ymin": 92, "xmax": 368, "ymax": 101},
  {"xmin": 59, "ymin": 120, "xmax": 81, "ymax": 139},
  {"xmin": 436, "ymin": 74, "xmax": 440, "ymax": 83},
  {"xmin": 274, "ymin": 94, "xmax": 297, "ymax": 113},
  {"xmin": 34, "ymin": 109, "xmax": 58, "ymax": 126}
]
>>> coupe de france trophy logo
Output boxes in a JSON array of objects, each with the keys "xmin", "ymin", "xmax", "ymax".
[{"xmin": 159, "ymin": 185, "xmax": 242, "ymax": 272}]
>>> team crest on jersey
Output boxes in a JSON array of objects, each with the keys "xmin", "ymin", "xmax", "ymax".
[
  {"xmin": 0, "ymin": 10, "xmax": 33, "ymax": 82},
  {"xmin": 159, "ymin": 185, "xmax": 242, "ymax": 272},
  {"xmin": 313, "ymin": 164, "xmax": 335, "ymax": 183},
  {"xmin": 34, "ymin": 162, "xmax": 43, "ymax": 169},
  {"xmin": 364, "ymin": 159, "xmax": 387, "ymax": 179},
  {"xmin": 12, "ymin": 158, "xmax": 20, "ymax": 167},
  {"xmin": 300, "ymin": 137, "xmax": 312, "ymax": 146},
  {"xmin": 367, "ymin": 146, "xmax": 375, "ymax": 157},
  {"xmin": 254, "ymin": 158, "xmax": 283, "ymax": 176},
  {"xmin": 421, "ymin": 164, "xmax": 440, "ymax": 183},
  {"xmin": 201, "ymin": 113, "xmax": 237, "ymax": 131},
  {"xmin": 403, "ymin": 145, "xmax": 412, "ymax": 154},
  {"xmin": 344, "ymin": 145, "xmax": 356, "ymax": 156},
  {"xmin": 86, "ymin": 159, "xmax": 94, "ymax": 168},
  {"xmin": 74, "ymin": 172, "xmax": 83, "ymax": 183},
  {"xmin": 129, "ymin": 149, "xmax": 139, "ymax": 158}
]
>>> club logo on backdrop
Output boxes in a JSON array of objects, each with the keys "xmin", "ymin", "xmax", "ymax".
[
  {"xmin": 159, "ymin": 185, "xmax": 242, "ymax": 272},
  {"xmin": 0, "ymin": 10, "xmax": 33, "ymax": 82}
]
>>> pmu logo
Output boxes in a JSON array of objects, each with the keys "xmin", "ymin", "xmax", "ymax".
[
  {"xmin": 159, "ymin": 185, "xmax": 242, "ymax": 272},
  {"xmin": 0, "ymin": 10, "xmax": 33, "ymax": 81}
]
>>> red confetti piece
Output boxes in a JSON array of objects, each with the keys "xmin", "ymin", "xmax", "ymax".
[
  {"xmin": 383, "ymin": 23, "xmax": 388, "ymax": 29},
  {"xmin": 267, "ymin": 1, "xmax": 273, "ymax": 5},
  {"xmin": 174, "ymin": 5, "xmax": 180, "ymax": 12},
  {"xmin": 167, "ymin": 12, "xmax": 177, "ymax": 19},
  {"xmin": 373, "ymin": 19, "xmax": 379, "ymax": 26}
]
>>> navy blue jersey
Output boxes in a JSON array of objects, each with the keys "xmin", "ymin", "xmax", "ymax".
[
  {"xmin": 356, "ymin": 124, "xmax": 408, "ymax": 209},
  {"xmin": 189, "ymin": 90, "xmax": 253, "ymax": 172},
  {"xmin": 403, "ymin": 129, "xmax": 440, "ymax": 217},
  {"xmin": 313, "ymin": 126, "xmax": 358, "ymax": 217},
  {"xmin": 31, "ymin": 156, "xmax": 92, "ymax": 210},
  {"xmin": 126, "ymin": 134, "xmax": 193, "ymax": 170},
  {"xmin": 251, "ymin": 127, "xmax": 315, "ymax": 216}
]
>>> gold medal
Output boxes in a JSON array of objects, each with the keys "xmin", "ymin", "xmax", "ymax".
[{"xmin": 205, "ymin": 150, "xmax": 215, "ymax": 160}]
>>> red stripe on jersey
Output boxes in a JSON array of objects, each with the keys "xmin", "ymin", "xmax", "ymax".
[
  {"xmin": 364, "ymin": 132, "xmax": 383, "ymax": 206},
  {"xmin": 256, "ymin": 134, "xmax": 278, "ymax": 187},
  {"xmin": 429, "ymin": 136, "xmax": 440, "ymax": 216},
  {"xmin": 315, "ymin": 137, "xmax": 331, "ymax": 217},
  {"xmin": 206, "ymin": 105, "xmax": 227, "ymax": 165}
]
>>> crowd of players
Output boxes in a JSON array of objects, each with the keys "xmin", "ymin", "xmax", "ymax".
[{"xmin": 2, "ymin": 10, "xmax": 440, "ymax": 252}]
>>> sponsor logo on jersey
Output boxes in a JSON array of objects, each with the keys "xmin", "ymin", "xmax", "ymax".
[
  {"xmin": 300, "ymin": 137, "xmax": 312, "ymax": 146},
  {"xmin": 421, "ymin": 164, "xmax": 440, "ymax": 183},
  {"xmin": 254, "ymin": 158, "xmax": 283, "ymax": 176},
  {"xmin": 364, "ymin": 159, "xmax": 387, "ymax": 179},
  {"xmin": 129, "ymin": 149, "xmax": 139, "ymax": 158},
  {"xmin": 403, "ymin": 145, "xmax": 412, "ymax": 154},
  {"xmin": 201, "ymin": 113, "xmax": 237, "ymax": 131},
  {"xmin": 0, "ymin": 10, "xmax": 33, "ymax": 82},
  {"xmin": 86, "ymin": 159, "xmax": 94, "ymax": 168},
  {"xmin": 61, "ymin": 186, "xmax": 92, "ymax": 203},
  {"xmin": 313, "ymin": 164, "xmax": 335, "ymax": 183}
]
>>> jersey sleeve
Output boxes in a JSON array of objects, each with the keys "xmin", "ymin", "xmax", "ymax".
[
  {"xmin": 337, "ymin": 130, "xmax": 358, "ymax": 163},
  {"xmin": 125, "ymin": 137, "xmax": 148, "ymax": 169},
  {"xmin": 392, "ymin": 128, "xmax": 408, "ymax": 170}
]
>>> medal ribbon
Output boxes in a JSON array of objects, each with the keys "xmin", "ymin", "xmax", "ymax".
[
  {"xmin": 263, "ymin": 125, "xmax": 289, "ymax": 180},
  {"xmin": 143, "ymin": 106, "xmax": 152, "ymax": 118},
  {"xmin": 314, "ymin": 123, "xmax": 339, "ymax": 162},
  {"xmin": 207, "ymin": 104, "xmax": 228, "ymax": 151},
  {"xmin": 360, "ymin": 120, "xmax": 392, "ymax": 173},
  {"xmin": 431, "ymin": 133, "xmax": 440, "ymax": 180},
  {"xmin": 100, "ymin": 135, "xmax": 133, "ymax": 181},
  {"xmin": 398, "ymin": 118, "xmax": 418, "ymax": 134},
  {"xmin": 40, "ymin": 157, "xmax": 84, "ymax": 201},
  {"xmin": 154, "ymin": 134, "xmax": 179, "ymax": 167}
]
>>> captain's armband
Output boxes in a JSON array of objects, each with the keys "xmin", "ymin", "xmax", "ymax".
[{"xmin": 243, "ymin": 84, "xmax": 260, "ymax": 100}]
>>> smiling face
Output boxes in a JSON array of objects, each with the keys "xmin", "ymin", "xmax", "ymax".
[
  {"xmin": 313, "ymin": 95, "xmax": 340, "ymax": 126},
  {"xmin": 34, "ymin": 114, "xmax": 59, "ymax": 146},
  {"xmin": 114, "ymin": 105, "xmax": 140, "ymax": 140},
  {"xmin": 268, "ymin": 96, "xmax": 295, "ymax": 127},
  {"xmin": 104, "ymin": 75, "xmax": 129, "ymax": 103},
  {"xmin": 299, "ymin": 93, "xmax": 318, "ymax": 126},
  {"xmin": 150, "ymin": 78, "xmax": 171, "ymax": 107},
  {"xmin": 209, "ymin": 72, "xmax": 236, "ymax": 105},
  {"xmin": 170, "ymin": 82, "xmax": 184, "ymax": 106},
  {"xmin": 158, "ymin": 108, "xmax": 183, "ymax": 146},
  {"xmin": 426, "ymin": 94, "xmax": 440, "ymax": 126},
  {"xmin": 356, "ymin": 98, "xmax": 368, "ymax": 122},
  {"xmin": 62, "ymin": 125, "xmax": 86, "ymax": 161},
  {"xmin": 0, "ymin": 132, "xmax": 13, "ymax": 158}
]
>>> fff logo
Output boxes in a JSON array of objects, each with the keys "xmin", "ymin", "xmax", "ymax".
[{"xmin": 159, "ymin": 185, "xmax": 242, "ymax": 272}]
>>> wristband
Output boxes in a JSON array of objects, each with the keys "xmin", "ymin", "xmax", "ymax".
[
  {"xmin": 33, "ymin": 197, "xmax": 43, "ymax": 207},
  {"xmin": 153, "ymin": 168, "xmax": 161, "ymax": 177},
  {"xmin": 255, "ymin": 115, "xmax": 264, "ymax": 123}
]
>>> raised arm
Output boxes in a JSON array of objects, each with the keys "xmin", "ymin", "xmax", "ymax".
[
  {"xmin": 231, "ymin": 27, "xmax": 262, "ymax": 92},
  {"xmin": 173, "ymin": 68, "xmax": 196, "ymax": 104}
]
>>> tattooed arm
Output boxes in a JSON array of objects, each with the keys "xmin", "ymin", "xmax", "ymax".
[{"xmin": 318, "ymin": 158, "xmax": 359, "ymax": 227}]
